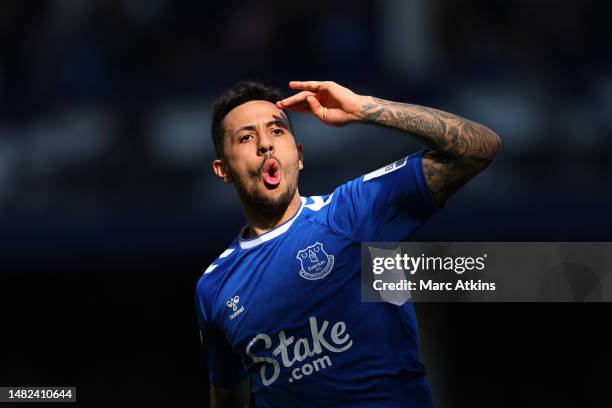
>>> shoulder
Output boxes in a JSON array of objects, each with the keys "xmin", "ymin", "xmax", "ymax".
[
  {"xmin": 301, "ymin": 194, "xmax": 334, "ymax": 213},
  {"xmin": 300, "ymin": 193, "xmax": 337, "ymax": 224},
  {"xmin": 300, "ymin": 174, "xmax": 364, "ymax": 222},
  {"xmin": 196, "ymin": 245, "xmax": 239, "ymax": 308},
  {"xmin": 301, "ymin": 151, "xmax": 427, "ymax": 219},
  {"xmin": 300, "ymin": 189, "xmax": 359, "ymax": 239}
]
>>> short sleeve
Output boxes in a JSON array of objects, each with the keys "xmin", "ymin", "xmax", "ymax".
[
  {"xmin": 326, "ymin": 149, "xmax": 439, "ymax": 242},
  {"xmin": 195, "ymin": 289, "xmax": 247, "ymax": 388}
]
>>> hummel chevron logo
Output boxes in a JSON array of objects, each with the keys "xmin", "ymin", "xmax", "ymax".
[{"xmin": 227, "ymin": 295, "xmax": 245, "ymax": 320}]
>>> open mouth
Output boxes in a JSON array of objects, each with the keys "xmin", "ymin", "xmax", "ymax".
[{"xmin": 262, "ymin": 158, "xmax": 281, "ymax": 188}]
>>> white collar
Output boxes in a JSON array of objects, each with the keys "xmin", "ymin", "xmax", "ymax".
[{"xmin": 238, "ymin": 197, "xmax": 307, "ymax": 249}]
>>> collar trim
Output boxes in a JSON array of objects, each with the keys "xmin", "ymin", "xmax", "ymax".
[{"xmin": 238, "ymin": 197, "xmax": 306, "ymax": 249}]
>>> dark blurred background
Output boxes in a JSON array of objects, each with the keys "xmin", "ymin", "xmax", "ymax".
[{"xmin": 0, "ymin": 0, "xmax": 610, "ymax": 406}]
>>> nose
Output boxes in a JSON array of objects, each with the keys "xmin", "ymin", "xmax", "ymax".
[{"xmin": 257, "ymin": 131, "xmax": 274, "ymax": 156}]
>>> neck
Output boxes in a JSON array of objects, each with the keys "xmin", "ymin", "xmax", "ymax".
[{"xmin": 241, "ymin": 192, "xmax": 303, "ymax": 239}]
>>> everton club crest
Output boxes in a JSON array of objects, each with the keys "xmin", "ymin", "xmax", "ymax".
[{"xmin": 296, "ymin": 242, "xmax": 335, "ymax": 280}]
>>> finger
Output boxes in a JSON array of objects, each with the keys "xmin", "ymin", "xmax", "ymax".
[
  {"xmin": 289, "ymin": 81, "xmax": 330, "ymax": 92},
  {"xmin": 305, "ymin": 95, "xmax": 324, "ymax": 119},
  {"xmin": 276, "ymin": 99, "xmax": 311, "ymax": 113},
  {"xmin": 277, "ymin": 98, "xmax": 313, "ymax": 114},
  {"xmin": 280, "ymin": 94, "xmax": 323, "ymax": 117},
  {"xmin": 282, "ymin": 104, "xmax": 312, "ymax": 114},
  {"xmin": 276, "ymin": 91, "xmax": 316, "ymax": 108}
]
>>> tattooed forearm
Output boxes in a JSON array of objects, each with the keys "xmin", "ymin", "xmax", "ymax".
[
  {"xmin": 359, "ymin": 96, "xmax": 501, "ymax": 206},
  {"xmin": 359, "ymin": 97, "xmax": 500, "ymax": 162}
]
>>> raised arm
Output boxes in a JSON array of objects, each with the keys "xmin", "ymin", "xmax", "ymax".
[
  {"xmin": 358, "ymin": 97, "xmax": 501, "ymax": 207},
  {"xmin": 277, "ymin": 81, "xmax": 501, "ymax": 207}
]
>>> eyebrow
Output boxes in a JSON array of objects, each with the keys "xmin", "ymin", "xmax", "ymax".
[{"xmin": 233, "ymin": 118, "xmax": 288, "ymax": 136}]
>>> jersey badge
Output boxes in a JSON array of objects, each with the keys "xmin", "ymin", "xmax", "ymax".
[{"xmin": 296, "ymin": 242, "xmax": 335, "ymax": 280}]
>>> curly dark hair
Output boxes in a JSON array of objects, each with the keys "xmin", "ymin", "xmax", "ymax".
[{"xmin": 211, "ymin": 80, "xmax": 294, "ymax": 158}]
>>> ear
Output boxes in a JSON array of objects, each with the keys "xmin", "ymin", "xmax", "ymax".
[
  {"xmin": 213, "ymin": 159, "xmax": 233, "ymax": 183},
  {"xmin": 297, "ymin": 142, "xmax": 304, "ymax": 170}
]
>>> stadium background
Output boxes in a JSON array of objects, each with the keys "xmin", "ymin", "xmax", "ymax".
[{"xmin": 0, "ymin": 0, "xmax": 610, "ymax": 406}]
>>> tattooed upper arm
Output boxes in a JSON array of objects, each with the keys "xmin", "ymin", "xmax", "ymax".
[
  {"xmin": 358, "ymin": 96, "xmax": 501, "ymax": 207},
  {"xmin": 422, "ymin": 151, "xmax": 483, "ymax": 207},
  {"xmin": 421, "ymin": 116, "xmax": 501, "ymax": 207}
]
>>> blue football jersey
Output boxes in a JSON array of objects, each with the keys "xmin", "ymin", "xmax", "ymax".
[{"xmin": 196, "ymin": 150, "xmax": 440, "ymax": 407}]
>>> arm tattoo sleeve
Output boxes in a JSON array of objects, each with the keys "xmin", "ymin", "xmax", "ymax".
[{"xmin": 359, "ymin": 97, "xmax": 501, "ymax": 206}]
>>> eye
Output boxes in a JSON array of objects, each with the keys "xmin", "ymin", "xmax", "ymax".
[
  {"xmin": 272, "ymin": 128, "xmax": 283, "ymax": 136},
  {"xmin": 240, "ymin": 134, "xmax": 253, "ymax": 143}
]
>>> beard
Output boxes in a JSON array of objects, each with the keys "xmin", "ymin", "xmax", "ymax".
[{"xmin": 231, "ymin": 158, "xmax": 299, "ymax": 220}]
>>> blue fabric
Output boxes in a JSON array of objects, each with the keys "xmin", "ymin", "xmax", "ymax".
[{"xmin": 195, "ymin": 150, "xmax": 439, "ymax": 407}]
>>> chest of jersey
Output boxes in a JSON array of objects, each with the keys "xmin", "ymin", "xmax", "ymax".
[
  {"xmin": 210, "ymin": 217, "xmax": 424, "ymax": 393},
  {"xmin": 216, "ymin": 219, "xmax": 360, "ymax": 341}
]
